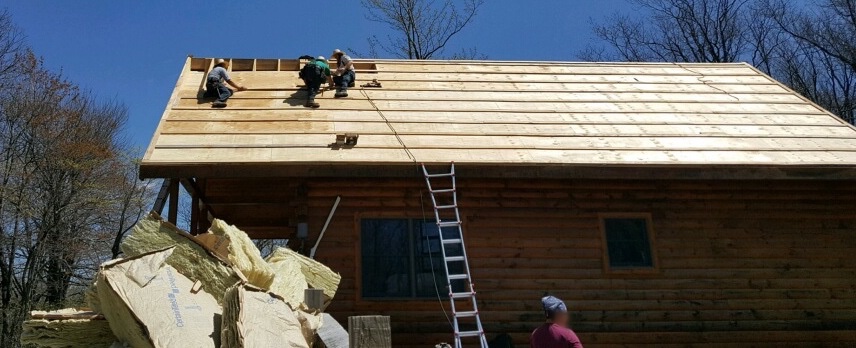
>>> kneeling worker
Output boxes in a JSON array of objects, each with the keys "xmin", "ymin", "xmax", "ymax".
[
  {"xmin": 299, "ymin": 56, "xmax": 334, "ymax": 108},
  {"xmin": 530, "ymin": 295, "xmax": 584, "ymax": 348},
  {"xmin": 204, "ymin": 58, "xmax": 247, "ymax": 108},
  {"xmin": 331, "ymin": 49, "xmax": 355, "ymax": 98}
]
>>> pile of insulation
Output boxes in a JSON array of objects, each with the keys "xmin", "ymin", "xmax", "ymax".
[{"xmin": 22, "ymin": 212, "xmax": 342, "ymax": 348}]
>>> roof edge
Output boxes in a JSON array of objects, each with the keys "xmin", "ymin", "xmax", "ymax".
[{"xmin": 139, "ymin": 163, "xmax": 856, "ymax": 181}]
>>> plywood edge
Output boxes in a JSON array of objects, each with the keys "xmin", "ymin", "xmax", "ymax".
[{"xmin": 142, "ymin": 56, "xmax": 193, "ymax": 166}]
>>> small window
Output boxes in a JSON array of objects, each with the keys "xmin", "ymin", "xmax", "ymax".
[
  {"xmin": 600, "ymin": 214, "xmax": 657, "ymax": 272},
  {"xmin": 360, "ymin": 219, "xmax": 448, "ymax": 299}
]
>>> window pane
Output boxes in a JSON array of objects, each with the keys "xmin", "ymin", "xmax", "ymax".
[
  {"xmin": 604, "ymin": 218, "xmax": 653, "ymax": 268},
  {"xmin": 361, "ymin": 219, "xmax": 411, "ymax": 298},
  {"xmin": 415, "ymin": 220, "xmax": 449, "ymax": 297}
]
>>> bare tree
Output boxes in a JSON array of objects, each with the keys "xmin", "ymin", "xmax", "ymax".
[
  {"xmin": 360, "ymin": 0, "xmax": 485, "ymax": 59},
  {"xmin": 582, "ymin": 0, "xmax": 753, "ymax": 62},
  {"xmin": 0, "ymin": 11, "xmax": 23, "ymax": 83},
  {"xmin": 757, "ymin": 0, "xmax": 856, "ymax": 123},
  {"xmin": 583, "ymin": 0, "xmax": 856, "ymax": 124}
]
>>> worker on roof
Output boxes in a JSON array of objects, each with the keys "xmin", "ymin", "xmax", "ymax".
[
  {"xmin": 331, "ymin": 49, "xmax": 356, "ymax": 98},
  {"xmin": 299, "ymin": 56, "xmax": 334, "ymax": 108},
  {"xmin": 530, "ymin": 295, "xmax": 584, "ymax": 348},
  {"xmin": 204, "ymin": 58, "xmax": 247, "ymax": 108}
]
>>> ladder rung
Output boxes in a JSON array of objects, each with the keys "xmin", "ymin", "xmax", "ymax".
[
  {"xmin": 450, "ymin": 291, "xmax": 475, "ymax": 299},
  {"xmin": 457, "ymin": 330, "xmax": 482, "ymax": 338},
  {"xmin": 437, "ymin": 221, "xmax": 461, "ymax": 227},
  {"xmin": 431, "ymin": 188, "xmax": 455, "ymax": 193},
  {"xmin": 445, "ymin": 256, "xmax": 465, "ymax": 262},
  {"xmin": 455, "ymin": 310, "xmax": 478, "ymax": 318},
  {"xmin": 442, "ymin": 238, "xmax": 462, "ymax": 244},
  {"xmin": 425, "ymin": 172, "xmax": 454, "ymax": 178},
  {"xmin": 435, "ymin": 204, "xmax": 457, "ymax": 209},
  {"xmin": 448, "ymin": 274, "xmax": 468, "ymax": 280}
]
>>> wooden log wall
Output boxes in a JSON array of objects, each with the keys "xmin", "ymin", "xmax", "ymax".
[{"xmin": 203, "ymin": 176, "xmax": 856, "ymax": 347}]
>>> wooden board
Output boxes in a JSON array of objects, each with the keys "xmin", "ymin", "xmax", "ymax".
[
  {"xmin": 193, "ymin": 177, "xmax": 856, "ymax": 347},
  {"xmin": 141, "ymin": 59, "xmax": 856, "ymax": 179}
]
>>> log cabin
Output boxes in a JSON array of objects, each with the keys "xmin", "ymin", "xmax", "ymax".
[{"xmin": 140, "ymin": 57, "xmax": 856, "ymax": 347}]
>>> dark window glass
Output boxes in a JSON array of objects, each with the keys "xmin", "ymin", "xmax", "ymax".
[
  {"xmin": 361, "ymin": 219, "xmax": 448, "ymax": 298},
  {"xmin": 604, "ymin": 218, "xmax": 654, "ymax": 268}
]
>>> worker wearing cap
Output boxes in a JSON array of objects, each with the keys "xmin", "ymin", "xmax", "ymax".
[
  {"xmin": 203, "ymin": 59, "xmax": 247, "ymax": 108},
  {"xmin": 299, "ymin": 56, "xmax": 334, "ymax": 108},
  {"xmin": 530, "ymin": 296, "xmax": 584, "ymax": 348},
  {"xmin": 331, "ymin": 49, "xmax": 355, "ymax": 98}
]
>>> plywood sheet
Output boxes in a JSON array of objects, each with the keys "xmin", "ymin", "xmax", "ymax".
[{"xmin": 140, "ymin": 59, "xmax": 856, "ymax": 176}]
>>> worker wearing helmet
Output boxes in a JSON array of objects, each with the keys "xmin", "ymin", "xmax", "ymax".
[
  {"xmin": 299, "ymin": 56, "xmax": 334, "ymax": 108},
  {"xmin": 203, "ymin": 58, "xmax": 247, "ymax": 108},
  {"xmin": 331, "ymin": 49, "xmax": 356, "ymax": 98},
  {"xmin": 530, "ymin": 296, "xmax": 584, "ymax": 348}
]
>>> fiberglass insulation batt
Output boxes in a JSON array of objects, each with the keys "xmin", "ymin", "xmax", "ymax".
[
  {"xmin": 221, "ymin": 284, "xmax": 322, "ymax": 348},
  {"xmin": 120, "ymin": 213, "xmax": 242, "ymax": 303},
  {"xmin": 97, "ymin": 247, "xmax": 221, "ymax": 348},
  {"xmin": 267, "ymin": 247, "xmax": 341, "ymax": 309},
  {"xmin": 20, "ymin": 309, "xmax": 116, "ymax": 348},
  {"xmin": 208, "ymin": 219, "xmax": 276, "ymax": 289},
  {"xmin": 265, "ymin": 248, "xmax": 309, "ymax": 308}
]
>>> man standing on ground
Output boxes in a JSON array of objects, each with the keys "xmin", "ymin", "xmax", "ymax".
[
  {"xmin": 204, "ymin": 58, "xmax": 247, "ymax": 108},
  {"xmin": 299, "ymin": 56, "xmax": 334, "ymax": 108},
  {"xmin": 331, "ymin": 49, "xmax": 355, "ymax": 98},
  {"xmin": 530, "ymin": 295, "xmax": 584, "ymax": 348}
]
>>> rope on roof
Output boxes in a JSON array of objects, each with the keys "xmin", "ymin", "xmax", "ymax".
[{"xmin": 359, "ymin": 88, "xmax": 418, "ymax": 163}]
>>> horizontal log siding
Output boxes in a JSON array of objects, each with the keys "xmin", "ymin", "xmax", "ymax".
[{"xmin": 206, "ymin": 177, "xmax": 856, "ymax": 347}]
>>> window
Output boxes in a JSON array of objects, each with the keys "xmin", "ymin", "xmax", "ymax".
[
  {"xmin": 361, "ymin": 219, "xmax": 453, "ymax": 299},
  {"xmin": 600, "ymin": 214, "xmax": 657, "ymax": 271}
]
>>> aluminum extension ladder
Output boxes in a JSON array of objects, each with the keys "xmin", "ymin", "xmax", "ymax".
[{"xmin": 422, "ymin": 162, "xmax": 489, "ymax": 348}]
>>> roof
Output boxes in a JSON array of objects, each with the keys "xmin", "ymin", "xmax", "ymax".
[{"xmin": 140, "ymin": 57, "xmax": 856, "ymax": 179}]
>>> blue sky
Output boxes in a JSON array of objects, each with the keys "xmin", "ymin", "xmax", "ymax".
[{"xmin": 6, "ymin": 0, "xmax": 631, "ymax": 150}]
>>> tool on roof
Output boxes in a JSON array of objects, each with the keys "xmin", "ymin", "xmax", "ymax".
[
  {"xmin": 422, "ymin": 162, "xmax": 489, "ymax": 348},
  {"xmin": 360, "ymin": 79, "xmax": 383, "ymax": 88}
]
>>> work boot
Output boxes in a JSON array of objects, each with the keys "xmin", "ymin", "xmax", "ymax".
[
  {"xmin": 212, "ymin": 101, "xmax": 227, "ymax": 108},
  {"xmin": 334, "ymin": 90, "xmax": 348, "ymax": 98},
  {"xmin": 304, "ymin": 100, "xmax": 320, "ymax": 108}
]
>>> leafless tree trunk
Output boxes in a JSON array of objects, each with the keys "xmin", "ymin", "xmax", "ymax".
[{"xmin": 360, "ymin": 0, "xmax": 485, "ymax": 59}]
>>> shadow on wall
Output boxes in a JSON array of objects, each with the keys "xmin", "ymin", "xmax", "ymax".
[{"xmin": 489, "ymin": 333, "xmax": 515, "ymax": 348}]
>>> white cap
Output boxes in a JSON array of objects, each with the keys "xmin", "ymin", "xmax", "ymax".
[
  {"xmin": 215, "ymin": 58, "xmax": 226, "ymax": 66},
  {"xmin": 316, "ymin": 56, "xmax": 326, "ymax": 62},
  {"xmin": 332, "ymin": 49, "xmax": 344, "ymax": 57}
]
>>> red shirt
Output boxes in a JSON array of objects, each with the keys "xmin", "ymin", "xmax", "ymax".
[{"xmin": 530, "ymin": 323, "xmax": 583, "ymax": 348}]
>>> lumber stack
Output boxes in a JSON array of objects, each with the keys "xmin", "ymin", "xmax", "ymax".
[{"xmin": 21, "ymin": 212, "xmax": 341, "ymax": 348}]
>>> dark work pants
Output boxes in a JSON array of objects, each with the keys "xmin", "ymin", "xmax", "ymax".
[
  {"xmin": 305, "ymin": 80, "xmax": 322, "ymax": 102},
  {"xmin": 204, "ymin": 82, "xmax": 232, "ymax": 102},
  {"xmin": 333, "ymin": 70, "xmax": 355, "ymax": 92}
]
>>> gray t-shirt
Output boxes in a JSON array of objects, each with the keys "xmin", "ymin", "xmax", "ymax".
[
  {"xmin": 336, "ymin": 55, "xmax": 354, "ymax": 75},
  {"xmin": 208, "ymin": 66, "xmax": 231, "ymax": 83}
]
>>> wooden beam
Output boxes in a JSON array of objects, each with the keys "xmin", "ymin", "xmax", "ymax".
[
  {"xmin": 151, "ymin": 179, "xmax": 172, "ymax": 214},
  {"xmin": 167, "ymin": 179, "xmax": 179, "ymax": 224},
  {"xmin": 190, "ymin": 188, "xmax": 200, "ymax": 235},
  {"xmin": 349, "ymin": 316, "xmax": 391, "ymax": 348},
  {"xmin": 197, "ymin": 178, "xmax": 212, "ymax": 232}
]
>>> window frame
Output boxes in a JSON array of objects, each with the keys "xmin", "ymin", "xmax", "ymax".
[
  {"xmin": 598, "ymin": 213, "xmax": 660, "ymax": 275},
  {"xmin": 356, "ymin": 214, "xmax": 449, "ymax": 301}
]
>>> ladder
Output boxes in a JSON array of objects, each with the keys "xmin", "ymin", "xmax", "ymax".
[{"xmin": 422, "ymin": 162, "xmax": 489, "ymax": 348}]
